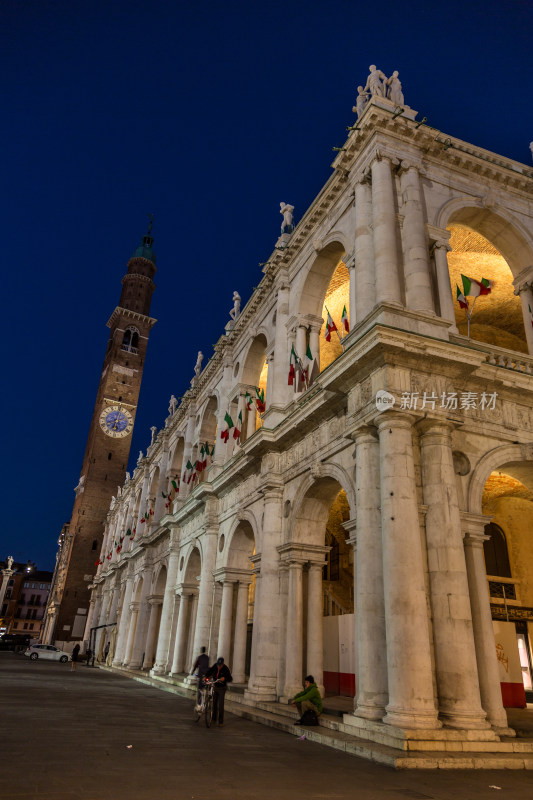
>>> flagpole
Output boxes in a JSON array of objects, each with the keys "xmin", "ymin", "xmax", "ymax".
[{"xmin": 324, "ymin": 303, "xmax": 345, "ymax": 350}]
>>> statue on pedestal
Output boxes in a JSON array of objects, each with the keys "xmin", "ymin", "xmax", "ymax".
[
  {"xmin": 137, "ymin": 450, "xmax": 144, "ymax": 465},
  {"xmin": 168, "ymin": 395, "xmax": 178, "ymax": 415},
  {"xmin": 280, "ymin": 202, "xmax": 295, "ymax": 234},
  {"xmin": 364, "ymin": 65, "xmax": 387, "ymax": 98},
  {"xmin": 150, "ymin": 426, "xmax": 157, "ymax": 445},
  {"xmin": 6, "ymin": 555, "xmax": 13, "ymax": 570},
  {"xmin": 229, "ymin": 292, "xmax": 241, "ymax": 321}
]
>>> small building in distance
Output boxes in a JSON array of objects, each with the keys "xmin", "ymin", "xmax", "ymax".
[{"xmin": 0, "ymin": 559, "xmax": 53, "ymax": 643}]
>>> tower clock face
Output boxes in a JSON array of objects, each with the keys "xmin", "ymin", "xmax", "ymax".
[{"xmin": 99, "ymin": 405, "xmax": 134, "ymax": 438}]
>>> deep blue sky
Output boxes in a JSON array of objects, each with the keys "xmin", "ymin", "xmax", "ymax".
[{"xmin": 2, "ymin": 0, "xmax": 532, "ymax": 570}]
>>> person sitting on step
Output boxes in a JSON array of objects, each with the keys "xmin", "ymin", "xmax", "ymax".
[{"xmin": 289, "ymin": 675, "xmax": 322, "ymax": 724}]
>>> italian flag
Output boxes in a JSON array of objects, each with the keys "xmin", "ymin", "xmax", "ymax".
[
  {"xmin": 325, "ymin": 311, "xmax": 337, "ymax": 342},
  {"xmin": 171, "ymin": 479, "xmax": 179, "ymax": 493},
  {"xmin": 197, "ymin": 444, "xmax": 206, "ymax": 472},
  {"xmin": 304, "ymin": 343, "xmax": 317, "ymax": 386},
  {"xmin": 245, "ymin": 391, "xmax": 254, "ymax": 411},
  {"xmin": 126, "ymin": 528, "xmax": 132, "ymax": 537},
  {"xmin": 190, "ymin": 461, "xmax": 198, "ymax": 484},
  {"xmin": 234, "ymin": 410, "xmax": 242, "ymax": 439},
  {"xmin": 341, "ymin": 305, "xmax": 349, "ymax": 333},
  {"xmin": 95, "ymin": 558, "xmax": 103, "ymax": 566},
  {"xmin": 183, "ymin": 459, "xmax": 194, "ymax": 482},
  {"xmin": 461, "ymin": 274, "xmax": 492, "ymax": 297},
  {"xmin": 529, "ymin": 305, "xmax": 533, "ymax": 329},
  {"xmin": 288, "ymin": 345, "xmax": 297, "ymax": 386},
  {"xmin": 255, "ymin": 387, "xmax": 266, "ymax": 414},
  {"xmin": 220, "ymin": 412, "xmax": 233, "ymax": 442},
  {"xmin": 456, "ymin": 285, "xmax": 469, "ymax": 310}
]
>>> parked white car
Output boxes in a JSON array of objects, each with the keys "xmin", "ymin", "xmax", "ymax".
[{"xmin": 24, "ymin": 644, "xmax": 70, "ymax": 663}]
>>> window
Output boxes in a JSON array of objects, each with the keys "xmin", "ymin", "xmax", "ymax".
[
  {"xmin": 8, "ymin": 579, "xmax": 14, "ymax": 586},
  {"xmin": 484, "ymin": 523, "xmax": 512, "ymax": 577},
  {"xmin": 91, "ymin": 540, "xmax": 97, "ymax": 551},
  {"xmin": 26, "ymin": 609, "xmax": 32, "ymax": 619},
  {"xmin": 121, "ymin": 327, "xmax": 139, "ymax": 353},
  {"xmin": 23, "ymin": 623, "xmax": 28, "ymax": 630},
  {"xmin": 108, "ymin": 453, "xmax": 112, "ymax": 460}
]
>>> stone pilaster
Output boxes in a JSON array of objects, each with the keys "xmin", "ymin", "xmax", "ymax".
[
  {"xmin": 377, "ymin": 412, "xmax": 440, "ymax": 729},
  {"xmin": 354, "ymin": 174, "xmax": 375, "ymax": 321},
  {"xmin": 171, "ymin": 591, "xmax": 192, "ymax": 675},
  {"xmin": 232, "ymin": 580, "xmax": 251, "ymax": 683},
  {"xmin": 371, "ymin": 156, "xmax": 402, "ymax": 306},
  {"xmin": 283, "ymin": 560, "xmax": 305, "ymax": 699},
  {"xmin": 128, "ymin": 567, "xmax": 153, "ymax": 669},
  {"xmin": 399, "ymin": 162, "xmax": 434, "ymax": 314},
  {"xmin": 123, "ymin": 602, "xmax": 139, "ymax": 666},
  {"xmin": 307, "ymin": 562, "xmax": 325, "ymax": 696},
  {"xmin": 142, "ymin": 598, "xmax": 162, "ymax": 669},
  {"xmin": 113, "ymin": 576, "xmax": 133, "ymax": 665},
  {"xmin": 432, "ymin": 239, "xmax": 457, "ymax": 331},
  {"xmin": 191, "ymin": 527, "xmax": 218, "ymax": 659},
  {"xmin": 352, "ymin": 426, "xmax": 388, "ymax": 721},
  {"xmin": 514, "ymin": 281, "xmax": 533, "ymax": 355},
  {"xmin": 418, "ymin": 420, "xmax": 489, "ymax": 729},
  {"xmin": 217, "ymin": 579, "xmax": 235, "ymax": 660}
]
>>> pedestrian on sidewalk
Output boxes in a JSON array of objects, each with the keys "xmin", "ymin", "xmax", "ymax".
[
  {"xmin": 205, "ymin": 656, "xmax": 232, "ymax": 727},
  {"xmin": 71, "ymin": 643, "xmax": 80, "ymax": 671},
  {"xmin": 192, "ymin": 646, "xmax": 210, "ymax": 707},
  {"xmin": 289, "ymin": 675, "xmax": 322, "ymax": 724}
]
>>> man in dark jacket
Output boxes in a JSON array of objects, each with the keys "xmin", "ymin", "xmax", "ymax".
[
  {"xmin": 289, "ymin": 675, "xmax": 322, "ymax": 724},
  {"xmin": 205, "ymin": 656, "xmax": 232, "ymax": 726},
  {"xmin": 192, "ymin": 646, "xmax": 210, "ymax": 706}
]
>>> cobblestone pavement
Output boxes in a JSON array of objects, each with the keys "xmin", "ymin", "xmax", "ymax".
[{"xmin": 1, "ymin": 653, "xmax": 531, "ymax": 800}]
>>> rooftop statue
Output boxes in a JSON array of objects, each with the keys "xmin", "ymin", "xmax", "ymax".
[
  {"xmin": 194, "ymin": 351, "xmax": 204, "ymax": 377},
  {"xmin": 387, "ymin": 70, "xmax": 404, "ymax": 106},
  {"xmin": 364, "ymin": 65, "xmax": 387, "ymax": 98},
  {"xmin": 168, "ymin": 394, "xmax": 178, "ymax": 415},
  {"xmin": 280, "ymin": 202, "xmax": 295, "ymax": 234},
  {"xmin": 229, "ymin": 291, "xmax": 241, "ymax": 321},
  {"xmin": 6, "ymin": 555, "xmax": 13, "ymax": 570},
  {"xmin": 137, "ymin": 450, "xmax": 144, "ymax": 465},
  {"xmin": 353, "ymin": 86, "xmax": 369, "ymax": 119},
  {"xmin": 150, "ymin": 426, "xmax": 157, "ymax": 445}
]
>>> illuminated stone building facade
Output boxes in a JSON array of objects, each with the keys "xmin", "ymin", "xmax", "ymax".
[{"xmin": 88, "ymin": 83, "xmax": 533, "ymax": 765}]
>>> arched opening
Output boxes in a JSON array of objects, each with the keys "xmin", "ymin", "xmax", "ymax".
[
  {"xmin": 216, "ymin": 521, "xmax": 256, "ymax": 683},
  {"xmin": 285, "ymin": 476, "xmax": 353, "ymax": 700},
  {"xmin": 448, "ymin": 225, "xmax": 526, "ymax": 351},
  {"xmin": 482, "ymin": 466, "xmax": 533, "ymax": 704},
  {"xmin": 319, "ymin": 261, "xmax": 350, "ymax": 371},
  {"xmin": 241, "ymin": 335, "xmax": 268, "ymax": 436},
  {"xmin": 121, "ymin": 326, "xmax": 140, "ymax": 354},
  {"xmin": 179, "ymin": 548, "xmax": 201, "ymax": 672},
  {"xmin": 143, "ymin": 566, "xmax": 166, "ymax": 669},
  {"xmin": 197, "ymin": 398, "xmax": 217, "ymax": 475}
]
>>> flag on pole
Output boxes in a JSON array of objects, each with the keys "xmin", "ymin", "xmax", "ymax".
[
  {"xmin": 325, "ymin": 311, "xmax": 338, "ymax": 342},
  {"xmin": 245, "ymin": 391, "xmax": 254, "ymax": 411},
  {"xmin": 233, "ymin": 410, "xmax": 242, "ymax": 439},
  {"xmin": 288, "ymin": 345, "xmax": 297, "ymax": 385},
  {"xmin": 184, "ymin": 459, "xmax": 194, "ymax": 482},
  {"xmin": 529, "ymin": 305, "xmax": 533, "ymax": 329},
  {"xmin": 197, "ymin": 444, "xmax": 206, "ymax": 473},
  {"xmin": 220, "ymin": 412, "xmax": 234, "ymax": 442},
  {"xmin": 456, "ymin": 285, "xmax": 469, "ymax": 310},
  {"xmin": 305, "ymin": 343, "xmax": 318, "ymax": 387},
  {"xmin": 341, "ymin": 305, "xmax": 349, "ymax": 333},
  {"xmin": 171, "ymin": 479, "xmax": 179, "ymax": 493},
  {"xmin": 255, "ymin": 387, "xmax": 266, "ymax": 414},
  {"xmin": 461, "ymin": 274, "xmax": 492, "ymax": 297}
]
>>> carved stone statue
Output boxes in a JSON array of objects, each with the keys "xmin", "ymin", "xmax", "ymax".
[
  {"xmin": 194, "ymin": 351, "xmax": 204, "ymax": 377},
  {"xmin": 229, "ymin": 292, "xmax": 241, "ymax": 321},
  {"xmin": 150, "ymin": 426, "xmax": 157, "ymax": 445},
  {"xmin": 280, "ymin": 202, "xmax": 295, "ymax": 233},
  {"xmin": 6, "ymin": 555, "xmax": 13, "ymax": 570},
  {"xmin": 125, "ymin": 472, "xmax": 131, "ymax": 482},
  {"xmin": 387, "ymin": 70, "xmax": 404, "ymax": 106},
  {"xmin": 137, "ymin": 450, "xmax": 144, "ymax": 465},
  {"xmin": 168, "ymin": 395, "xmax": 178, "ymax": 415},
  {"xmin": 352, "ymin": 86, "xmax": 369, "ymax": 119},
  {"xmin": 530, "ymin": 142, "xmax": 533, "ymax": 162},
  {"xmin": 364, "ymin": 65, "xmax": 387, "ymax": 97}
]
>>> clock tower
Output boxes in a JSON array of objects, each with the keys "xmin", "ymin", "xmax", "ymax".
[{"xmin": 43, "ymin": 229, "xmax": 157, "ymax": 645}]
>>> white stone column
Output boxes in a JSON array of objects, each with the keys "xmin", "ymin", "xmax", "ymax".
[
  {"xmin": 171, "ymin": 592, "xmax": 191, "ymax": 675},
  {"xmin": 245, "ymin": 484, "xmax": 283, "ymax": 701},
  {"xmin": 246, "ymin": 387, "xmax": 257, "ymax": 439},
  {"xmin": 128, "ymin": 569, "xmax": 153, "ymax": 669},
  {"xmin": 152, "ymin": 545, "xmax": 180, "ymax": 675},
  {"xmin": 232, "ymin": 581, "xmax": 251, "ymax": 683},
  {"xmin": 123, "ymin": 603, "xmax": 139, "ymax": 666},
  {"xmin": 217, "ymin": 580, "xmax": 235, "ymax": 660},
  {"xmin": 136, "ymin": 467, "xmax": 150, "ymax": 531},
  {"xmin": 371, "ymin": 157, "xmax": 402, "ymax": 306},
  {"xmin": 418, "ymin": 420, "xmax": 488, "ymax": 729},
  {"xmin": 296, "ymin": 323, "xmax": 307, "ymax": 362},
  {"xmin": 464, "ymin": 527, "xmax": 514, "ymax": 734},
  {"xmin": 84, "ymin": 592, "xmax": 99, "ymax": 642},
  {"xmin": 399, "ymin": 162, "xmax": 434, "ymax": 314},
  {"xmin": 433, "ymin": 240, "xmax": 458, "ymax": 331},
  {"xmin": 142, "ymin": 599, "xmax": 161, "ymax": 669},
  {"xmin": 308, "ymin": 320, "xmax": 322, "ymax": 376},
  {"xmin": 377, "ymin": 412, "xmax": 439, "ymax": 729},
  {"xmin": 307, "ymin": 562, "xmax": 324, "ymax": 696},
  {"xmin": 192, "ymin": 528, "xmax": 217, "ymax": 658},
  {"xmin": 283, "ymin": 561, "xmax": 304, "ymax": 699},
  {"xmin": 354, "ymin": 174, "xmax": 375, "ymax": 321},
  {"xmin": 108, "ymin": 585, "xmax": 120, "ymax": 624},
  {"xmin": 113, "ymin": 577, "xmax": 133, "ymax": 665},
  {"xmin": 515, "ymin": 283, "xmax": 533, "ymax": 355},
  {"xmin": 353, "ymin": 426, "xmax": 388, "ymax": 721},
  {"xmin": 269, "ymin": 273, "xmax": 291, "ymax": 410}
]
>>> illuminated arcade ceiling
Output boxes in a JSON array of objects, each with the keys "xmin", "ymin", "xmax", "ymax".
[
  {"xmin": 482, "ymin": 472, "xmax": 533, "ymax": 508},
  {"xmin": 448, "ymin": 225, "xmax": 526, "ymax": 353}
]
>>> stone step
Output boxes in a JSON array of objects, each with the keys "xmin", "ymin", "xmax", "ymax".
[{"xmin": 102, "ymin": 666, "xmax": 533, "ymax": 769}]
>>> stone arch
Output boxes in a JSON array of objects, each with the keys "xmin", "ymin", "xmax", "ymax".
[
  {"xmin": 169, "ymin": 437, "xmax": 185, "ymax": 479},
  {"xmin": 436, "ymin": 199, "xmax": 533, "ymax": 277},
  {"xmin": 182, "ymin": 544, "xmax": 202, "ymax": 583},
  {"xmin": 198, "ymin": 396, "xmax": 218, "ymax": 444},
  {"xmin": 288, "ymin": 464, "xmax": 355, "ymax": 545},
  {"xmin": 467, "ymin": 444, "xmax": 529, "ymax": 513},
  {"xmin": 152, "ymin": 563, "xmax": 168, "ymax": 595},
  {"xmin": 295, "ymin": 241, "xmax": 347, "ymax": 320},
  {"xmin": 242, "ymin": 333, "xmax": 268, "ymax": 386}
]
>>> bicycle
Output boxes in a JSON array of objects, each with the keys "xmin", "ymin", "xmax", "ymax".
[{"xmin": 193, "ymin": 677, "xmax": 223, "ymax": 727}]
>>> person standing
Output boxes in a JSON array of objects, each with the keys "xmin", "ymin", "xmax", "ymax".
[
  {"xmin": 71, "ymin": 643, "xmax": 80, "ymax": 671},
  {"xmin": 205, "ymin": 657, "xmax": 232, "ymax": 727},
  {"xmin": 192, "ymin": 646, "xmax": 210, "ymax": 707}
]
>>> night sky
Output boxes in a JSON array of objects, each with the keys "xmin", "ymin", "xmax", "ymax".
[{"xmin": 2, "ymin": 0, "xmax": 532, "ymax": 570}]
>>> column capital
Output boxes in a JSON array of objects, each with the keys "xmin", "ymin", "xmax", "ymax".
[
  {"xmin": 213, "ymin": 567, "xmax": 251, "ymax": 584},
  {"xmin": 415, "ymin": 417, "xmax": 455, "ymax": 438},
  {"xmin": 350, "ymin": 423, "xmax": 379, "ymax": 443},
  {"xmin": 375, "ymin": 410, "xmax": 416, "ymax": 431},
  {"xmin": 277, "ymin": 542, "xmax": 329, "ymax": 565},
  {"xmin": 461, "ymin": 511, "xmax": 493, "ymax": 539},
  {"xmin": 397, "ymin": 158, "xmax": 423, "ymax": 177}
]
